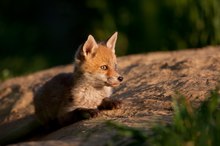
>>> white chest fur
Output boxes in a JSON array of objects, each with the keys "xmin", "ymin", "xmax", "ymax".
[{"xmin": 69, "ymin": 85, "xmax": 112, "ymax": 110}]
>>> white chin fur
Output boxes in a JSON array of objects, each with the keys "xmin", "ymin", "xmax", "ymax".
[
  {"xmin": 84, "ymin": 72, "xmax": 120, "ymax": 88},
  {"xmin": 85, "ymin": 73, "xmax": 120, "ymax": 87},
  {"xmin": 84, "ymin": 73, "xmax": 107, "ymax": 87}
]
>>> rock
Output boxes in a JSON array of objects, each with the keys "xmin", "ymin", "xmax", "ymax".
[{"xmin": 0, "ymin": 46, "xmax": 220, "ymax": 145}]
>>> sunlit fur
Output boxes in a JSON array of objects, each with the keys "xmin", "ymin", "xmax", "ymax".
[
  {"xmin": 34, "ymin": 32, "xmax": 122, "ymax": 126},
  {"xmin": 75, "ymin": 44, "xmax": 120, "ymax": 87}
]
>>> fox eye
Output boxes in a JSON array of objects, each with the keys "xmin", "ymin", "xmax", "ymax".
[{"xmin": 100, "ymin": 65, "xmax": 108, "ymax": 70}]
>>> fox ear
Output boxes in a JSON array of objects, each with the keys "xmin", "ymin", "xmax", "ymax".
[
  {"xmin": 82, "ymin": 35, "xmax": 98, "ymax": 56},
  {"xmin": 106, "ymin": 32, "xmax": 118, "ymax": 53}
]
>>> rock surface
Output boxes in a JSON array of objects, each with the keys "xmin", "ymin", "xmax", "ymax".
[{"xmin": 0, "ymin": 46, "xmax": 220, "ymax": 145}]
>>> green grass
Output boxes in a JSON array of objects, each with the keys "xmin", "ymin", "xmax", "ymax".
[
  {"xmin": 108, "ymin": 88, "xmax": 220, "ymax": 146},
  {"xmin": 0, "ymin": 69, "xmax": 13, "ymax": 82}
]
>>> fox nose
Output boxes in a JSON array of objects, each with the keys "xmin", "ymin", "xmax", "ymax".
[{"xmin": 118, "ymin": 76, "xmax": 123, "ymax": 82}]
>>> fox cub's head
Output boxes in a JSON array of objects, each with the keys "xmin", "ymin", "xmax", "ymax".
[{"xmin": 75, "ymin": 32, "xmax": 123, "ymax": 87}]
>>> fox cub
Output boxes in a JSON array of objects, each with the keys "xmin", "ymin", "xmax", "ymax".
[{"xmin": 34, "ymin": 32, "xmax": 123, "ymax": 127}]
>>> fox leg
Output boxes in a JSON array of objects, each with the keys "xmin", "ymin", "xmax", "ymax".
[
  {"xmin": 58, "ymin": 108, "xmax": 99, "ymax": 126},
  {"xmin": 98, "ymin": 98, "xmax": 122, "ymax": 110}
]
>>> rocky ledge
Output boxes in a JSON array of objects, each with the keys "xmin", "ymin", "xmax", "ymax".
[{"xmin": 0, "ymin": 46, "xmax": 220, "ymax": 146}]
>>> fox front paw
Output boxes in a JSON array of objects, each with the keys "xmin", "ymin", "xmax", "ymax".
[{"xmin": 98, "ymin": 98, "xmax": 122, "ymax": 110}]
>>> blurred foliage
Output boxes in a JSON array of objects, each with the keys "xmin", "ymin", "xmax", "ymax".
[
  {"xmin": 108, "ymin": 88, "xmax": 220, "ymax": 146},
  {"xmin": 0, "ymin": 0, "xmax": 220, "ymax": 80}
]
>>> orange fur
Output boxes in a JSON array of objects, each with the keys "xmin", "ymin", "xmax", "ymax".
[
  {"xmin": 34, "ymin": 32, "xmax": 123, "ymax": 127},
  {"xmin": 82, "ymin": 45, "xmax": 117, "ymax": 75}
]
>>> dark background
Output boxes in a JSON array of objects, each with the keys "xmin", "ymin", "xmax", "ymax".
[{"xmin": 1, "ymin": 0, "xmax": 220, "ymax": 80}]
